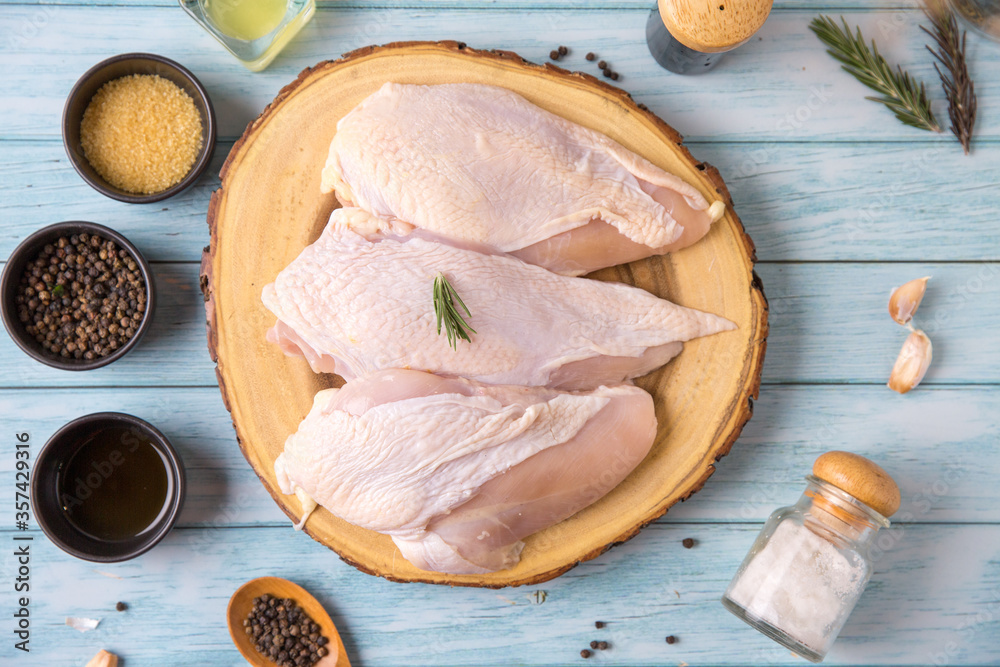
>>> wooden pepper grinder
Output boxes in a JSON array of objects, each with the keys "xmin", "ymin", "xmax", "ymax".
[{"xmin": 646, "ymin": 0, "xmax": 773, "ymax": 74}]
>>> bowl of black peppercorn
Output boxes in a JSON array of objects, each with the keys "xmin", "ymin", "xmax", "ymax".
[{"xmin": 1, "ymin": 221, "xmax": 155, "ymax": 370}]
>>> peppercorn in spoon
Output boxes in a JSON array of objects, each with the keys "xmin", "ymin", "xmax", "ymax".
[{"xmin": 228, "ymin": 577, "xmax": 348, "ymax": 667}]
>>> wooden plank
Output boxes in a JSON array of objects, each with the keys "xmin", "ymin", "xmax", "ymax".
[
  {"xmin": 669, "ymin": 384, "xmax": 1000, "ymax": 524},
  {"xmin": 2, "ymin": 261, "xmax": 997, "ymax": 386},
  {"xmin": 758, "ymin": 262, "xmax": 1000, "ymax": 385},
  {"xmin": 2, "ymin": 523, "xmax": 997, "ymax": 665},
  {"xmin": 2, "ymin": 385, "xmax": 997, "ymax": 527},
  {"xmin": 3, "ymin": 140, "xmax": 1000, "ymax": 263},
  {"xmin": 2, "ymin": 6, "xmax": 999, "ymax": 142},
  {"xmin": 0, "ymin": 141, "xmax": 225, "ymax": 263},
  {"xmin": 691, "ymin": 142, "xmax": 1000, "ymax": 262},
  {"xmin": 0, "ymin": 387, "xmax": 288, "ymax": 529},
  {"xmin": 0, "ymin": 263, "xmax": 218, "ymax": 387}
]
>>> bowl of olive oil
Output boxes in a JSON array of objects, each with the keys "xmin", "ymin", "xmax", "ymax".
[
  {"xmin": 31, "ymin": 413, "xmax": 185, "ymax": 562},
  {"xmin": 179, "ymin": 0, "xmax": 316, "ymax": 72}
]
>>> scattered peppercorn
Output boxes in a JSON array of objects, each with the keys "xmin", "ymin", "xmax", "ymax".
[
  {"xmin": 115, "ymin": 601, "xmax": 127, "ymax": 612},
  {"xmin": 597, "ymin": 641, "xmax": 609, "ymax": 650},
  {"xmin": 586, "ymin": 52, "xmax": 596, "ymax": 61},
  {"xmin": 598, "ymin": 60, "xmax": 608, "ymax": 70},
  {"xmin": 558, "ymin": 45, "xmax": 568, "ymax": 55},
  {"xmin": 602, "ymin": 69, "xmax": 613, "ymax": 78},
  {"xmin": 245, "ymin": 594, "xmax": 330, "ymax": 667},
  {"xmin": 590, "ymin": 640, "xmax": 599, "ymax": 649},
  {"xmin": 594, "ymin": 621, "xmax": 606, "ymax": 629},
  {"xmin": 580, "ymin": 649, "xmax": 592, "ymax": 658},
  {"xmin": 665, "ymin": 635, "xmax": 678, "ymax": 644},
  {"xmin": 682, "ymin": 537, "xmax": 696, "ymax": 549},
  {"xmin": 550, "ymin": 50, "xmax": 561, "ymax": 60},
  {"xmin": 14, "ymin": 233, "xmax": 147, "ymax": 362},
  {"xmin": 610, "ymin": 72, "xmax": 620, "ymax": 81}
]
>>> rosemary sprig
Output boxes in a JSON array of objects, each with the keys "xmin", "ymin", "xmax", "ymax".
[
  {"xmin": 922, "ymin": 3, "xmax": 977, "ymax": 154},
  {"xmin": 809, "ymin": 15, "xmax": 941, "ymax": 133},
  {"xmin": 433, "ymin": 273, "xmax": 476, "ymax": 350}
]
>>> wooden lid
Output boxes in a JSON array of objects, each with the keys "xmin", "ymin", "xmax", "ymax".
[
  {"xmin": 657, "ymin": 0, "xmax": 773, "ymax": 53},
  {"xmin": 813, "ymin": 451, "xmax": 900, "ymax": 518}
]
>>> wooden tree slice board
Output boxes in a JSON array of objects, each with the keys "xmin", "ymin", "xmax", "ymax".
[{"xmin": 201, "ymin": 41, "xmax": 768, "ymax": 588}]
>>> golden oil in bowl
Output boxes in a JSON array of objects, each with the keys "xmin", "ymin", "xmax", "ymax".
[
  {"xmin": 32, "ymin": 413, "xmax": 185, "ymax": 562},
  {"xmin": 180, "ymin": 0, "xmax": 316, "ymax": 72},
  {"xmin": 201, "ymin": 0, "xmax": 286, "ymax": 41},
  {"xmin": 59, "ymin": 426, "xmax": 170, "ymax": 541}
]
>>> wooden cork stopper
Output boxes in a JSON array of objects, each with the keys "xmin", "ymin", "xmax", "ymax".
[
  {"xmin": 657, "ymin": 0, "xmax": 773, "ymax": 53},
  {"xmin": 813, "ymin": 451, "xmax": 900, "ymax": 518}
]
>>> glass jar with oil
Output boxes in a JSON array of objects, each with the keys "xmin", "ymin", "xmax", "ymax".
[{"xmin": 179, "ymin": 0, "xmax": 316, "ymax": 72}]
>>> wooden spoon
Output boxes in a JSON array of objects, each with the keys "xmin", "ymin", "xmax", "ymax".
[{"xmin": 227, "ymin": 577, "xmax": 349, "ymax": 667}]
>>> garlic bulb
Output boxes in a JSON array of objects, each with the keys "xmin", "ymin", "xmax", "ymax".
[
  {"xmin": 888, "ymin": 277, "xmax": 930, "ymax": 325},
  {"xmin": 888, "ymin": 330, "xmax": 932, "ymax": 394}
]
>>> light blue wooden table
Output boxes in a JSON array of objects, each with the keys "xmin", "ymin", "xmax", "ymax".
[{"xmin": 2, "ymin": 1, "xmax": 999, "ymax": 665}]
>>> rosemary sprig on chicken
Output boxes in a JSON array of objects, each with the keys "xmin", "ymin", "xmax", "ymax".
[{"xmin": 433, "ymin": 273, "xmax": 476, "ymax": 350}]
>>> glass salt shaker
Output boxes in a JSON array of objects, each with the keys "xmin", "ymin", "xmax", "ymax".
[
  {"xmin": 646, "ymin": 0, "xmax": 772, "ymax": 74},
  {"xmin": 721, "ymin": 451, "xmax": 900, "ymax": 663}
]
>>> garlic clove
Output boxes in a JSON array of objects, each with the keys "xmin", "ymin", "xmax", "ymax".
[
  {"xmin": 66, "ymin": 616, "xmax": 100, "ymax": 632},
  {"xmin": 888, "ymin": 276, "xmax": 930, "ymax": 325},
  {"xmin": 888, "ymin": 330, "xmax": 932, "ymax": 394},
  {"xmin": 85, "ymin": 650, "xmax": 119, "ymax": 667}
]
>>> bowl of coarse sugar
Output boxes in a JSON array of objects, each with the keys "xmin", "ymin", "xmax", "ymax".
[{"xmin": 62, "ymin": 53, "xmax": 216, "ymax": 204}]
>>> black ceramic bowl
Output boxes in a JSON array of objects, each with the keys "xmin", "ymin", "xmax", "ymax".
[
  {"xmin": 62, "ymin": 52, "xmax": 216, "ymax": 203},
  {"xmin": 0, "ymin": 221, "xmax": 156, "ymax": 371},
  {"xmin": 31, "ymin": 413, "xmax": 185, "ymax": 562}
]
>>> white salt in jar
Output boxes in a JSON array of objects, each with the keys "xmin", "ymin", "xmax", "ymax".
[{"xmin": 721, "ymin": 451, "xmax": 900, "ymax": 663}]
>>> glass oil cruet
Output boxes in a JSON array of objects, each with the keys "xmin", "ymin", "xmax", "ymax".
[
  {"xmin": 180, "ymin": 0, "xmax": 316, "ymax": 72},
  {"xmin": 722, "ymin": 451, "xmax": 901, "ymax": 663}
]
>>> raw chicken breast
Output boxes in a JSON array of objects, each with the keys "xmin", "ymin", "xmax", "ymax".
[
  {"xmin": 322, "ymin": 83, "xmax": 726, "ymax": 276},
  {"xmin": 262, "ymin": 208, "xmax": 735, "ymax": 390},
  {"xmin": 274, "ymin": 369, "xmax": 657, "ymax": 574}
]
